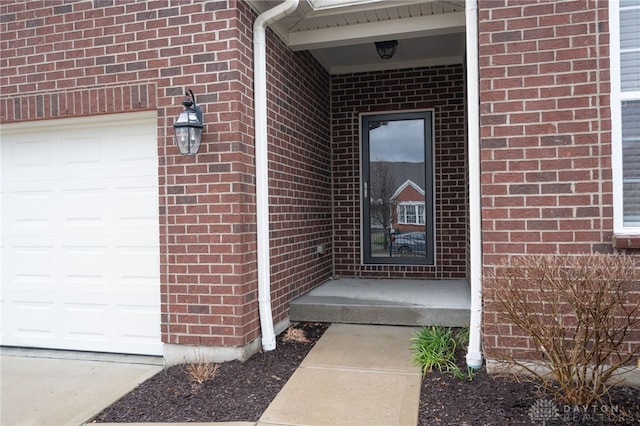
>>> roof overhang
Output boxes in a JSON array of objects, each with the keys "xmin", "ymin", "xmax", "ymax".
[
  {"xmin": 247, "ymin": 0, "xmax": 465, "ymax": 74},
  {"xmin": 306, "ymin": 0, "xmax": 385, "ymax": 10}
]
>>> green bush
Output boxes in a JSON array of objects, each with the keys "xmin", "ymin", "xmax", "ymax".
[{"xmin": 410, "ymin": 326, "xmax": 473, "ymax": 381}]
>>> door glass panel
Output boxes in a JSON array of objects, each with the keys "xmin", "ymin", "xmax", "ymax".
[{"xmin": 362, "ymin": 112, "xmax": 434, "ymax": 265}]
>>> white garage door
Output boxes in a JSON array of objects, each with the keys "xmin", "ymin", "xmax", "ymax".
[{"xmin": 1, "ymin": 111, "xmax": 162, "ymax": 355}]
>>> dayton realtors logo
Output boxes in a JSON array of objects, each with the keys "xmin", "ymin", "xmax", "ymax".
[
  {"xmin": 528, "ymin": 399, "xmax": 559, "ymax": 424},
  {"xmin": 528, "ymin": 398, "xmax": 631, "ymax": 424}
]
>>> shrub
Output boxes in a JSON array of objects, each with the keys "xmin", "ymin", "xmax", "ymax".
[
  {"xmin": 411, "ymin": 326, "xmax": 473, "ymax": 381},
  {"xmin": 488, "ymin": 253, "xmax": 640, "ymax": 406},
  {"xmin": 183, "ymin": 354, "xmax": 219, "ymax": 384},
  {"xmin": 282, "ymin": 325, "xmax": 309, "ymax": 343}
]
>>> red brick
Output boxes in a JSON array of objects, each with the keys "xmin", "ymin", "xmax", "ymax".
[
  {"xmin": 479, "ymin": 0, "xmax": 616, "ymax": 355},
  {"xmin": 1, "ymin": 0, "xmax": 333, "ymax": 346},
  {"xmin": 2, "ymin": 0, "xmax": 627, "ymax": 358},
  {"xmin": 332, "ymin": 64, "xmax": 467, "ymax": 279}
]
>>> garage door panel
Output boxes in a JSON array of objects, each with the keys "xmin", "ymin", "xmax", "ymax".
[
  {"xmin": 6, "ymin": 137, "xmax": 154, "ymax": 181},
  {"xmin": 7, "ymin": 180, "xmax": 157, "ymax": 231},
  {"xmin": 3, "ymin": 263, "xmax": 160, "ymax": 353},
  {"xmin": 62, "ymin": 135, "xmax": 106, "ymax": 167},
  {"xmin": 117, "ymin": 247, "xmax": 160, "ymax": 283},
  {"xmin": 112, "ymin": 128, "xmax": 159, "ymax": 166},
  {"xmin": 6, "ymin": 190, "xmax": 55, "ymax": 228},
  {"xmin": 117, "ymin": 304, "xmax": 161, "ymax": 342},
  {"xmin": 62, "ymin": 188, "xmax": 109, "ymax": 224},
  {"xmin": 1, "ymin": 112, "xmax": 161, "ymax": 355},
  {"xmin": 63, "ymin": 246, "xmax": 109, "ymax": 284},
  {"xmin": 7, "ymin": 300, "xmax": 58, "ymax": 341},
  {"xmin": 7, "ymin": 245, "xmax": 56, "ymax": 285},
  {"xmin": 7, "ymin": 241, "xmax": 158, "ymax": 289},
  {"xmin": 64, "ymin": 303, "xmax": 110, "ymax": 339},
  {"xmin": 116, "ymin": 185, "xmax": 159, "ymax": 225},
  {"xmin": 6, "ymin": 137, "xmax": 56, "ymax": 172}
]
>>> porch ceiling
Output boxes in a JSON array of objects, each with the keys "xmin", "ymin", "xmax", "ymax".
[{"xmin": 247, "ymin": 0, "xmax": 466, "ymax": 74}]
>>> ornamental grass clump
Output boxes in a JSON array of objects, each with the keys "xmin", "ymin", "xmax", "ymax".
[
  {"xmin": 183, "ymin": 352, "xmax": 219, "ymax": 384},
  {"xmin": 411, "ymin": 325, "xmax": 473, "ymax": 381},
  {"xmin": 281, "ymin": 325, "xmax": 309, "ymax": 343},
  {"xmin": 489, "ymin": 253, "xmax": 640, "ymax": 407}
]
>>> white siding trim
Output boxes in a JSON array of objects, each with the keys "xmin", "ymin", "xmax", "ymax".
[{"xmin": 610, "ymin": 1, "xmax": 640, "ymax": 234}]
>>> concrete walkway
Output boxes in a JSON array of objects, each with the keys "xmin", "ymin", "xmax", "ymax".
[
  {"xmin": 257, "ymin": 323, "xmax": 421, "ymax": 425},
  {"xmin": 0, "ymin": 349, "xmax": 162, "ymax": 426},
  {"xmin": 2, "ymin": 324, "xmax": 420, "ymax": 426}
]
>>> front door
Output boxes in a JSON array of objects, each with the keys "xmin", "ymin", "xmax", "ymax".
[{"xmin": 361, "ymin": 111, "xmax": 435, "ymax": 265}]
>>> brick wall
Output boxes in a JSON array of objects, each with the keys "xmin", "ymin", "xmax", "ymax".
[
  {"xmin": 159, "ymin": 1, "xmax": 261, "ymax": 349},
  {"xmin": 331, "ymin": 65, "xmax": 468, "ymax": 279},
  {"xmin": 0, "ymin": 0, "xmax": 332, "ymax": 349},
  {"xmin": 477, "ymin": 0, "xmax": 640, "ymax": 358},
  {"xmin": 263, "ymin": 15, "xmax": 333, "ymax": 326}
]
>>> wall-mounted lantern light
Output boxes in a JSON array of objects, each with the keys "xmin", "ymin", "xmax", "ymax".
[
  {"xmin": 173, "ymin": 89, "xmax": 204, "ymax": 155},
  {"xmin": 375, "ymin": 40, "xmax": 398, "ymax": 60}
]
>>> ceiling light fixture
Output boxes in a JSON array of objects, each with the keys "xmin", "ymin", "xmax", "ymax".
[{"xmin": 375, "ymin": 40, "xmax": 398, "ymax": 60}]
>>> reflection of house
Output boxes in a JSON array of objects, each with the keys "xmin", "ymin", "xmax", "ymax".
[
  {"xmin": 371, "ymin": 161, "xmax": 426, "ymax": 232},
  {"xmin": 391, "ymin": 180, "xmax": 425, "ymax": 233},
  {"xmin": 370, "ymin": 161, "xmax": 427, "ymax": 233},
  {"xmin": 370, "ymin": 162, "xmax": 425, "ymax": 187}
]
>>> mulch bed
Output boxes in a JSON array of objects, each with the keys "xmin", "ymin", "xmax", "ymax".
[
  {"xmin": 418, "ymin": 357, "xmax": 640, "ymax": 425},
  {"xmin": 93, "ymin": 323, "xmax": 640, "ymax": 425},
  {"xmin": 92, "ymin": 323, "xmax": 328, "ymax": 423}
]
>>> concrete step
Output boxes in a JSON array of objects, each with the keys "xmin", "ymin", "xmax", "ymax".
[{"xmin": 290, "ymin": 278, "xmax": 471, "ymax": 327}]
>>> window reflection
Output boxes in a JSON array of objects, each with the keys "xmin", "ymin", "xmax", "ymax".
[{"xmin": 364, "ymin": 117, "xmax": 431, "ymax": 263}]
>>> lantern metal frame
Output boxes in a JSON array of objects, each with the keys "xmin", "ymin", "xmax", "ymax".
[{"xmin": 173, "ymin": 89, "xmax": 204, "ymax": 155}]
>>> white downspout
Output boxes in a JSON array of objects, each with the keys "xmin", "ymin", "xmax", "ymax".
[
  {"xmin": 254, "ymin": 0, "xmax": 299, "ymax": 352},
  {"xmin": 465, "ymin": 0, "xmax": 483, "ymax": 370}
]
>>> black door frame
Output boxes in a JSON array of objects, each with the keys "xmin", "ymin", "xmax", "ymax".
[{"xmin": 361, "ymin": 110, "xmax": 435, "ymax": 265}]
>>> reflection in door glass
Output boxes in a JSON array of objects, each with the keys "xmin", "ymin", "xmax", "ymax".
[{"xmin": 366, "ymin": 118, "xmax": 427, "ymax": 261}]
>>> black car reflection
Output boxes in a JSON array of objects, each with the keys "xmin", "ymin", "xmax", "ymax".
[{"xmin": 391, "ymin": 232, "xmax": 426, "ymax": 256}]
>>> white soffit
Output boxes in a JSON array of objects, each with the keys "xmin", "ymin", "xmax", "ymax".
[
  {"xmin": 307, "ymin": 0, "xmax": 385, "ymax": 10},
  {"xmin": 288, "ymin": 11, "xmax": 465, "ymax": 50},
  {"xmin": 247, "ymin": 0, "xmax": 466, "ymax": 73}
]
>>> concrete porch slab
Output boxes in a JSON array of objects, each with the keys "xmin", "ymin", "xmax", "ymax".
[{"xmin": 290, "ymin": 278, "xmax": 470, "ymax": 327}]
